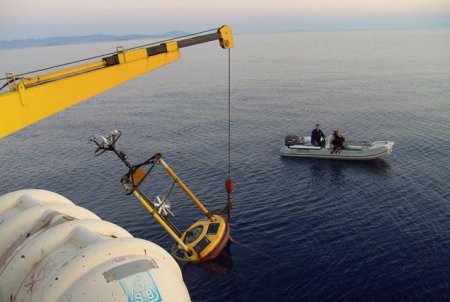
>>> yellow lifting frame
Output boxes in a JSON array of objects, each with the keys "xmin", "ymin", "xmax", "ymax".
[
  {"xmin": 158, "ymin": 157, "xmax": 210, "ymax": 217},
  {"xmin": 132, "ymin": 190, "xmax": 191, "ymax": 253},
  {"xmin": 0, "ymin": 25, "xmax": 233, "ymax": 139}
]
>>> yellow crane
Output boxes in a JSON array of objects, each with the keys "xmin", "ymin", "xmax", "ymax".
[{"xmin": 0, "ymin": 25, "xmax": 233, "ymax": 139}]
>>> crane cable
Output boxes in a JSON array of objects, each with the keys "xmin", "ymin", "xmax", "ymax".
[{"xmin": 224, "ymin": 48, "xmax": 234, "ymax": 220}]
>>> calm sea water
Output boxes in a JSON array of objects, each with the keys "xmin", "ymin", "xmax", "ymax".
[{"xmin": 1, "ymin": 29, "xmax": 450, "ymax": 301}]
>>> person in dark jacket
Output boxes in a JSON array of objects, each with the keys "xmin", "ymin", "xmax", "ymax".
[
  {"xmin": 311, "ymin": 124, "xmax": 325, "ymax": 147},
  {"xmin": 331, "ymin": 129, "xmax": 346, "ymax": 151}
]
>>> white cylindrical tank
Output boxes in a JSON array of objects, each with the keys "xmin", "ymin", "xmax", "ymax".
[{"xmin": 0, "ymin": 189, "xmax": 190, "ymax": 302}]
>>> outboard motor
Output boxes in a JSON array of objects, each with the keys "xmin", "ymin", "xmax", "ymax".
[{"xmin": 285, "ymin": 135, "xmax": 300, "ymax": 146}]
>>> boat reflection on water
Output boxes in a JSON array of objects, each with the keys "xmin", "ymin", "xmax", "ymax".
[
  {"xmin": 283, "ymin": 157, "xmax": 393, "ymax": 177},
  {"xmin": 280, "ymin": 156, "xmax": 394, "ymax": 197}
]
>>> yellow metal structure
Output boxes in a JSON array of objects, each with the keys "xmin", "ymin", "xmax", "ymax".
[
  {"xmin": 89, "ymin": 129, "xmax": 233, "ymax": 262},
  {"xmin": 0, "ymin": 25, "xmax": 233, "ymax": 139},
  {"xmin": 130, "ymin": 156, "xmax": 230, "ymax": 262},
  {"xmin": 159, "ymin": 158, "xmax": 210, "ymax": 217},
  {"xmin": 177, "ymin": 215, "xmax": 230, "ymax": 262},
  {"xmin": 132, "ymin": 189, "xmax": 191, "ymax": 253}
]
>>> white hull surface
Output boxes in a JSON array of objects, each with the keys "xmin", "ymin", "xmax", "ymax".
[
  {"xmin": 0, "ymin": 189, "xmax": 191, "ymax": 302},
  {"xmin": 281, "ymin": 136, "xmax": 394, "ymax": 161}
]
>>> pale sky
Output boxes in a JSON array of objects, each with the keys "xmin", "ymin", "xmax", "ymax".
[{"xmin": 1, "ymin": 0, "xmax": 449, "ymax": 40}]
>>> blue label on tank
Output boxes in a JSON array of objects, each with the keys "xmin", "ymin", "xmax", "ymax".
[{"xmin": 118, "ymin": 271, "xmax": 162, "ymax": 302}]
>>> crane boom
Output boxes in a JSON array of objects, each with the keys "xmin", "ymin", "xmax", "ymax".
[{"xmin": 0, "ymin": 25, "xmax": 233, "ymax": 139}]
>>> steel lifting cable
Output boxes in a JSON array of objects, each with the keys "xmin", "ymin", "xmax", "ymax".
[
  {"xmin": 224, "ymin": 48, "xmax": 234, "ymax": 220},
  {"xmin": 228, "ymin": 48, "xmax": 231, "ymax": 180}
]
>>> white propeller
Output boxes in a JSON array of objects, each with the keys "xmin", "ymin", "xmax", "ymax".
[{"xmin": 154, "ymin": 196, "xmax": 174, "ymax": 217}]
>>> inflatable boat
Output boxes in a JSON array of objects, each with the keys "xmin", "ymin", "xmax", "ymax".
[{"xmin": 280, "ymin": 135, "xmax": 394, "ymax": 160}]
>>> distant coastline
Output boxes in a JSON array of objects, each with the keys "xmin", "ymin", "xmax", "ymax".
[
  {"xmin": 2, "ymin": 25, "xmax": 449, "ymax": 50},
  {"xmin": 0, "ymin": 31, "xmax": 189, "ymax": 50}
]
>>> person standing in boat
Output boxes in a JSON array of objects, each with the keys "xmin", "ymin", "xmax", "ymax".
[
  {"xmin": 331, "ymin": 129, "xmax": 346, "ymax": 152},
  {"xmin": 311, "ymin": 124, "xmax": 325, "ymax": 147}
]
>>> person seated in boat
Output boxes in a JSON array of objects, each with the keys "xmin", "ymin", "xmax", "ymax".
[
  {"xmin": 332, "ymin": 129, "xmax": 346, "ymax": 151},
  {"xmin": 311, "ymin": 124, "xmax": 325, "ymax": 147}
]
